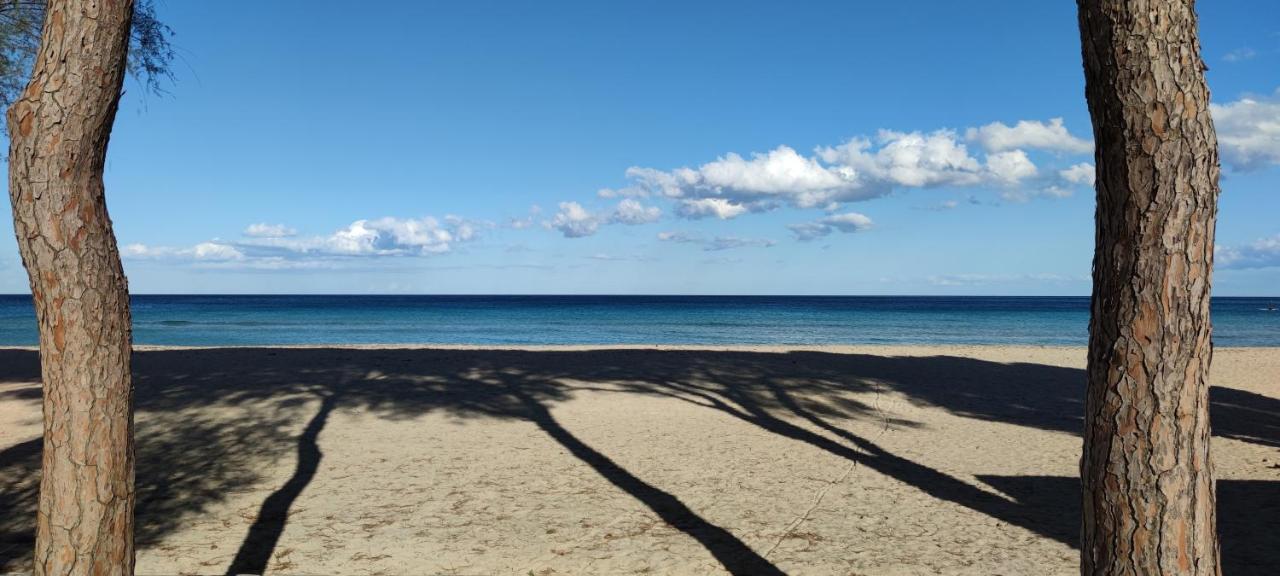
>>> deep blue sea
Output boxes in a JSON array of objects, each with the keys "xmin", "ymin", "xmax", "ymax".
[{"xmin": 0, "ymin": 295, "xmax": 1277, "ymax": 347}]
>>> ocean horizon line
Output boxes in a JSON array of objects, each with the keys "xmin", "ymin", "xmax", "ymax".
[{"xmin": 3, "ymin": 294, "xmax": 1278, "ymax": 347}]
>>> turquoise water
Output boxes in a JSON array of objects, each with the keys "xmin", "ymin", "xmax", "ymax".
[{"xmin": 0, "ymin": 295, "xmax": 1277, "ymax": 347}]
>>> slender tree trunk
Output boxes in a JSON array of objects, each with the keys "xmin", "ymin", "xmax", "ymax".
[
  {"xmin": 6, "ymin": 1, "xmax": 137, "ymax": 574},
  {"xmin": 1076, "ymin": 1, "xmax": 1221, "ymax": 574}
]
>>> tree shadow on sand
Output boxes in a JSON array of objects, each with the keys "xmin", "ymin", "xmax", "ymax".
[{"xmin": 1, "ymin": 348, "xmax": 1277, "ymax": 574}]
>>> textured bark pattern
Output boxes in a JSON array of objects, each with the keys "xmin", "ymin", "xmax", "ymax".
[
  {"xmin": 5, "ymin": 0, "xmax": 136, "ymax": 574},
  {"xmin": 1076, "ymin": 1, "xmax": 1220, "ymax": 575}
]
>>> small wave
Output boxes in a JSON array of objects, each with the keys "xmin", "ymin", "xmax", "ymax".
[{"xmin": 157, "ymin": 320, "xmax": 194, "ymax": 326}]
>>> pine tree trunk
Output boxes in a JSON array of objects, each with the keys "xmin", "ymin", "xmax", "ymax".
[
  {"xmin": 6, "ymin": 1, "xmax": 137, "ymax": 574},
  {"xmin": 1076, "ymin": 1, "xmax": 1221, "ymax": 574}
]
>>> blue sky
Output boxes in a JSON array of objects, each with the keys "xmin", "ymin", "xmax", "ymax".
[{"xmin": 2, "ymin": 0, "xmax": 1278, "ymax": 295}]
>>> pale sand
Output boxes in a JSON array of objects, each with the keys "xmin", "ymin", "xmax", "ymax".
[{"xmin": 1, "ymin": 346, "xmax": 1278, "ymax": 575}]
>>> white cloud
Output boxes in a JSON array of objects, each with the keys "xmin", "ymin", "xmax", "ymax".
[
  {"xmin": 630, "ymin": 145, "xmax": 866, "ymax": 215},
  {"xmin": 443, "ymin": 215, "xmax": 486, "ymax": 242},
  {"xmin": 965, "ymin": 118, "xmax": 1093, "ymax": 154},
  {"xmin": 621, "ymin": 166, "xmax": 696, "ymax": 198},
  {"xmin": 192, "ymin": 242, "xmax": 245, "ymax": 260},
  {"xmin": 1059, "ymin": 163, "xmax": 1096, "ymax": 186},
  {"xmin": 788, "ymin": 212, "xmax": 874, "ymax": 241},
  {"xmin": 609, "ymin": 198, "xmax": 662, "ymax": 225},
  {"xmin": 622, "ymin": 121, "xmax": 1090, "ymax": 216},
  {"xmin": 812, "ymin": 130, "xmax": 986, "ymax": 192},
  {"xmin": 694, "ymin": 146, "xmax": 853, "ymax": 196},
  {"xmin": 675, "ymin": 198, "xmax": 752, "ymax": 220},
  {"xmin": 822, "ymin": 212, "xmax": 875, "ymax": 232},
  {"xmin": 243, "ymin": 216, "xmax": 481, "ymax": 257},
  {"xmin": 985, "ymin": 150, "xmax": 1038, "ymax": 184},
  {"xmin": 547, "ymin": 202, "xmax": 600, "ymax": 238},
  {"xmin": 656, "ymin": 231, "xmax": 775, "ymax": 251},
  {"xmin": 546, "ymin": 199, "xmax": 663, "ymax": 238},
  {"xmin": 320, "ymin": 217, "xmax": 457, "ymax": 255},
  {"xmin": 122, "ymin": 243, "xmax": 172, "ymax": 259},
  {"xmin": 997, "ymin": 161, "xmax": 1095, "ymax": 202},
  {"xmin": 1217, "ymin": 234, "xmax": 1280, "ymax": 269},
  {"xmin": 1212, "ymin": 89, "xmax": 1280, "ymax": 171},
  {"xmin": 841, "ymin": 130, "xmax": 985, "ymax": 188},
  {"xmin": 243, "ymin": 223, "xmax": 297, "ymax": 238}
]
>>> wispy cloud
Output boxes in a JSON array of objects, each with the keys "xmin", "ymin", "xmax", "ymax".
[
  {"xmin": 1223, "ymin": 47, "xmax": 1257, "ymax": 63},
  {"xmin": 506, "ymin": 205, "xmax": 542, "ymax": 230},
  {"xmin": 586, "ymin": 252, "xmax": 655, "ymax": 262},
  {"xmin": 926, "ymin": 272, "xmax": 1088, "ymax": 286},
  {"xmin": 918, "ymin": 199, "xmax": 960, "ymax": 211},
  {"xmin": 124, "ymin": 215, "xmax": 486, "ymax": 268},
  {"xmin": 656, "ymin": 231, "xmax": 776, "ymax": 251},
  {"xmin": 124, "ymin": 242, "xmax": 245, "ymax": 261},
  {"xmin": 788, "ymin": 212, "xmax": 874, "ymax": 241},
  {"xmin": 1000, "ymin": 183, "xmax": 1078, "ymax": 203},
  {"xmin": 1217, "ymin": 234, "xmax": 1280, "ymax": 270},
  {"xmin": 700, "ymin": 255, "xmax": 745, "ymax": 265},
  {"xmin": 243, "ymin": 223, "xmax": 297, "ymax": 238}
]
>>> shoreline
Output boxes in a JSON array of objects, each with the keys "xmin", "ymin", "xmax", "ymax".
[{"xmin": 1, "ymin": 343, "xmax": 1278, "ymax": 351}]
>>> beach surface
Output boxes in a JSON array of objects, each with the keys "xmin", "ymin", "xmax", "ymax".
[{"xmin": 1, "ymin": 345, "xmax": 1278, "ymax": 575}]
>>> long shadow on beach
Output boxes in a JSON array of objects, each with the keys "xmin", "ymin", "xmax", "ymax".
[
  {"xmin": 224, "ymin": 393, "xmax": 336, "ymax": 575},
  {"xmin": 1, "ymin": 348, "xmax": 1277, "ymax": 574}
]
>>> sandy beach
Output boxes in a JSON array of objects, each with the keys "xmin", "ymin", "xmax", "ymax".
[{"xmin": 1, "ymin": 345, "xmax": 1277, "ymax": 575}]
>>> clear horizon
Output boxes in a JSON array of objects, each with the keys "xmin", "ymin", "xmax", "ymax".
[{"xmin": 1, "ymin": 1, "xmax": 1277, "ymax": 295}]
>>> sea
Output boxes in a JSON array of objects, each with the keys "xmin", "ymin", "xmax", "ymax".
[{"xmin": 0, "ymin": 295, "xmax": 1277, "ymax": 347}]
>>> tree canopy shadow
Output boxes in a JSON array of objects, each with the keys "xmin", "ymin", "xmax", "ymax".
[
  {"xmin": 978, "ymin": 475, "xmax": 1280, "ymax": 576},
  {"xmin": 1, "ymin": 347, "xmax": 1277, "ymax": 574}
]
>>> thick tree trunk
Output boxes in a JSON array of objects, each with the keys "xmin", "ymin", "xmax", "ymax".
[
  {"xmin": 6, "ymin": 1, "xmax": 137, "ymax": 574},
  {"xmin": 1076, "ymin": 1, "xmax": 1221, "ymax": 575}
]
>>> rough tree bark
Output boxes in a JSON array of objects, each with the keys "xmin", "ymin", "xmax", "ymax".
[
  {"xmin": 6, "ymin": 0, "xmax": 137, "ymax": 574},
  {"xmin": 1076, "ymin": 0, "xmax": 1221, "ymax": 574}
]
